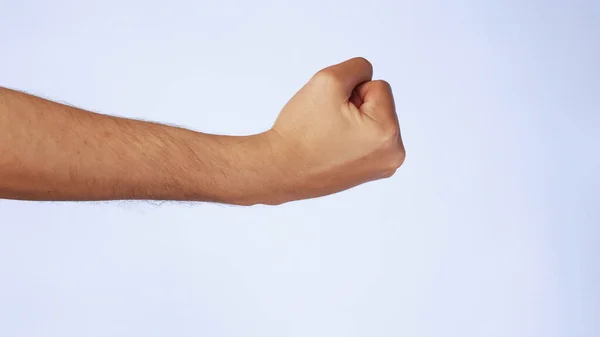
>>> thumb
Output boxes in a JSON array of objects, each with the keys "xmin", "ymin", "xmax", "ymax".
[{"xmin": 316, "ymin": 57, "xmax": 373, "ymax": 98}]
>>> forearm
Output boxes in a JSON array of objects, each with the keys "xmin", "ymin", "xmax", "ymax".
[{"xmin": 0, "ymin": 87, "xmax": 277, "ymax": 205}]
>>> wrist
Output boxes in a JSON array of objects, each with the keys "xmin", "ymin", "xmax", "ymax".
[
  {"xmin": 187, "ymin": 130, "xmax": 289, "ymax": 206},
  {"xmin": 235, "ymin": 130, "xmax": 293, "ymax": 206}
]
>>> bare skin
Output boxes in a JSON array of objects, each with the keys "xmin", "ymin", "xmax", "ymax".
[{"xmin": 0, "ymin": 57, "xmax": 405, "ymax": 205}]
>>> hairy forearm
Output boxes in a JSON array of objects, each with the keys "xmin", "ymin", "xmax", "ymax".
[{"xmin": 0, "ymin": 87, "xmax": 277, "ymax": 205}]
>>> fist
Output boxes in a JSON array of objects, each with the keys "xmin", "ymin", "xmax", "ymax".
[{"xmin": 263, "ymin": 57, "xmax": 405, "ymax": 204}]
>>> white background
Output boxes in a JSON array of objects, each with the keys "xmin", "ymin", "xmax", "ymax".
[{"xmin": 1, "ymin": 0, "xmax": 598, "ymax": 336}]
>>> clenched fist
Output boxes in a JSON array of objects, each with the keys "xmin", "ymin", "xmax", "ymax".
[{"xmin": 260, "ymin": 57, "xmax": 406, "ymax": 204}]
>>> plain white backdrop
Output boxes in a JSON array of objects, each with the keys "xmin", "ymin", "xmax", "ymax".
[{"xmin": 0, "ymin": 0, "xmax": 598, "ymax": 336}]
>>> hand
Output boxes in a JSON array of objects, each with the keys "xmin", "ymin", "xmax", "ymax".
[{"xmin": 262, "ymin": 57, "xmax": 406, "ymax": 204}]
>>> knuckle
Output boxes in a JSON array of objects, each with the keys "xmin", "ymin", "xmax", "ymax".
[
  {"xmin": 391, "ymin": 148, "xmax": 406, "ymax": 169},
  {"xmin": 373, "ymin": 79, "xmax": 392, "ymax": 91},
  {"xmin": 377, "ymin": 124, "xmax": 400, "ymax": 145},
  {"xmin": 381, "ymin": 149, "xmax": 405, "ymax": 179},
  {"xmin": 381, "ymin": 168, "xmax": 397, "ymax": 179},
  {"xmin": 384, "ymin": 139, "xmax": 405, "ymax": 164},
  {"xmin": 313, "ymin": 68, "xmax": 339, "ymax": 84},
  {"xmin": 354, "ymin": 56, "xmax": 373, "ymax": 71}
]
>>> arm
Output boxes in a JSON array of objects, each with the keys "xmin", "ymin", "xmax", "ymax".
[
  {"xmin": 0, "ymin": 87, "xmax": 278, "ymax": 205},
  {"xmin": 0, "ymin": 57, "xmax": 406, "ymax": 205}
]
